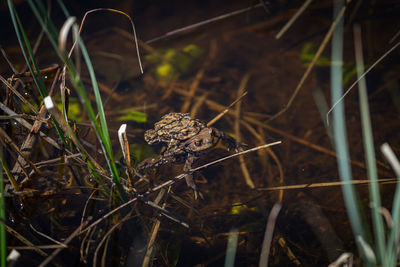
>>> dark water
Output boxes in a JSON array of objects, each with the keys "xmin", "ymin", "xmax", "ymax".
[{"xmin": 1, "ymin": 0, "xmax": 400, "ymax": 266}]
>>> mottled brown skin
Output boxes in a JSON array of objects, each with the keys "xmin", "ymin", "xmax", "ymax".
[{"xmin": 137, "ymin": 112, "xmax": 243, "ymax": 198}]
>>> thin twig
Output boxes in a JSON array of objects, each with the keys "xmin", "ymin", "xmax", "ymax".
[
  {"xmin": 93, "ymin": 212, "xmax": 133, "ymax": 267},
  {"xmin": 146, "ymin": 3, "xmax": 263, "ymax": 43},
  {"xmin": 142, "ymin": 188, "xmax": 169, "ymax": 267},
  {"xmin": 0, "ymin": 75, "xmax": 39, "ymax": 114},
  {"xmin": 173, "ymin": 88, "xmax": 391, "ymax": 175},
  {"xmin": 29, "ymin": 224, "xmax": 67, "ymax": 248},
  {"xmin": 68, "ymin": 8, "xmax": 143, "ymax": 73},
  {"xmin": 267, "ymin": 5, "xmax": 347, "ymax": 122},
  {"xmin": 275, "ymin": 0, "xmax": 313, "ymax": 39},
  {"xmin": 257, "ymin": 178, "xmax": 397, "ymax": 191},
  {"xmin": 244, "ymin": 115, "xmax": 392, "ymax": 176},
  {"xmin": 39, "ymin": 221, "xmax": 89, "ymax": 267},
  {"xmin": 326, "ymin": 40, "xmax": 400, "ymax": 125},
  {"xmin": 6, "ymin": 225, "xmax": 47, "ymax": 257},
  {"xmin": 190, "ymin": 141, "xmax": 282, "ymax": 173},
  {"xmin": 81, "ymin": 142, "xmax": 282, "ymax": 234},
  {"xmin": 207, "ymin": 91, "xmax": 248, "ymax": 127}
]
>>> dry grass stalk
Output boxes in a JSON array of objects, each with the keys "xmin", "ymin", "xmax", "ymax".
[
  {"xmin": 234, "ymin": 73, "xmax": 255, "ymax": 189},
  {"xmin": 80, "ymin": 141, "xmax": 282, "ymax": 235},
  {"xmin": 257, "ymin": 177, "xmax": 397, "ymax": 191},
  {"xmin": 118, "ymin": 124, "xmax": 134, "ymax": 191},
  {"xmin": 44, "ymin": 96, "xmax": 106, "ymax": 174},
  {"xmin": 172, "ymin": 87, "xmax": 390, "ymax": 175},
  {"xmin": 6, "ymin": 225, "xmax": 48, "ymax": 257},
  {"xmin": 39, "ymin": 221, "xmax": 89, "ymax": 267},
  {"xmin": 267, "ymin": 5, "xmax": 347, "ymax": 122},
  {"xmin": 240, "ymin": 120, "xmax": 284, "ymax": 202}
]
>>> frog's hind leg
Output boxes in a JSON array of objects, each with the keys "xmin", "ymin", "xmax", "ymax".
[{"xmin": 183, "ymin": 157, "xmax": 203, "ymax": 200}]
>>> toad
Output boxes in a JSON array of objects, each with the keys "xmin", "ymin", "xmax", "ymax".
[{"xmin": 137, "ymin": 112, "xmax": 243, "ymax": 198}]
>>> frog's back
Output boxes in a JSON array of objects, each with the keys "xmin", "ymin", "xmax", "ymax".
[{"xmin": 144, "ymin": 113, "xmax": 205, "ymax": 144}]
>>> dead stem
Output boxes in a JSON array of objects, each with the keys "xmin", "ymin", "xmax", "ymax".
[
  {"xmin": 267, "ymin": 5, "xmax": 347, "ymax": 123},
  {"xmin": 80, "ymin": 189, "xmax": 99, "ymax": 229},
  {"xmin": 189, "ymin": 93, "xmax": 208, "ymax": 118},
  {"xmin": 326, "ymin": 39, "xmax": 400, "ymax": 125},
  {"xmin": 0, "ymin": 75, "xmax": 39, "ymax": 114},
  {"xmin": 275, "ymin": 0, "xmax": 313, "ymax": 39},
  {"xmin": 234, "ymin": 73, "xmax": 255, "ymax": 188},
  {"xmin": 68, "ymin": 8, "xmax": 143, "ymax": 73},
  {"xmin": 142, "ymin": 188, "xmax": 170, "ymax": 267},
  {"xmin": 34, "ymin": 153, "xmax": 81, "ymax": 168},
  {"xmin": 146, "ymin": 3, "xmax": 263, "ymax": 44},
  {"xmin": 7, "ymin": 245, "xmax": 66, "ymax": 250},
  {"xmin": 118, "ymin": 124, "xmax": 134, "ymax": 191},
  {"xmin": 80, "ymin": 224, "xmax": 97, "ymax": 264},
  {"xmin": 257, "ymin": 178, "xmax": 397, "ymax": 191},
  {"xmin": 93, "ymin": 211, "xmax": 133, "ymax": 267},
  {"xmin": 243, "ymin": 116, "xmax": 392, "ymax": 176},
  {"xmin": 81, "ymin": 142, "xmax": 281, "ymax": 234},
  {"xmin": 0, "ymin": 127, "xmax": 41, "ymax": 176},
  {"xmin": 207, "ymin": 91, "xmax": 248, "ymax": 127},
  {"xmin": 101, "ymin": 235, "xmax": 111, "ymax": 267},
  {"xmin": 39, "ymin": 221, "xmax": 89, "ymax": 267},
  {"xmin": 190, "ymin": 141, "xmax": 282, "ymax": 173},
  {"xmin": 6, "ymin": 225, "xmax": 48, "ymax": 257},
  {"xmin": 29, "ymin": 224, "xmax": 67, "ymax": 248},
  {"xmin": 277, "ymin": 236, "xmax": 301, "ymax": 266},
  {"xmin": 44, "ymin": 96, "xmax": 107, "ymax": 174},
  {"xmin": 7, "ymin": 67, "xmax": 62, "ymax": 185},
  {"xmin": 172, "ymin": 87, "xmax": 391, "ymax": 175},
  {"xmin": 240, "ymin": 120, "xmax": 284, "ymax": 202}
]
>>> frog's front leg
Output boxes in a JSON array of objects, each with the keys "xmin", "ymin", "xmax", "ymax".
[
  {"xmin": 137, "ymin": 155, "xmax": 168, "ymax": 174},
  {"xmin": 183, "ymin": 156, "xmax": 202, "ymax": 199},
  {"xmin": 216, "ymin": 129, "xmax": 246, "ymax": 152}
]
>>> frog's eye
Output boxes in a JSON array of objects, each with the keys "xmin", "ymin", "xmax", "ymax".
[{"xmin": 194, "ymin": 140, "xmax": 202, "ymax": 146}]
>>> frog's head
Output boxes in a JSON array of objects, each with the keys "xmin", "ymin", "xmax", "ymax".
[{"xmin": 184, "ymin": 127, "xmax": 219, "ymax": 153}]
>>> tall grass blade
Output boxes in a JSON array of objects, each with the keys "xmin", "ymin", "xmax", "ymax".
[
  {"xmin": 17, "ymin": 0, "xmax": 123, "ymax": 188},
  {"xmin": 259, "ymin": 203, "xmax": 282, "ymax": 267},
  {"xmin": 224, "ymin": 229, "xmax": 238, "ymax": 267},
  {"xmin": 381, "ymin": 143, "xmax": 400, "ymax": 266},
  {"xmin": 330, "ymin": 0, "xmax": 370, "ymax": 263},
  {"xmin": 353, "ymin": 24, "xmax": 386, "ymax": 265},
  {"xmin": 7, "ymin": 0, "xmax": 66, "ymax": 144}
]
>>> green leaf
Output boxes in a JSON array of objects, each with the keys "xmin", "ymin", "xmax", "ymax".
[{"xmin": 118, "ymin": 111, "xmax": 147, "ymax": 123}]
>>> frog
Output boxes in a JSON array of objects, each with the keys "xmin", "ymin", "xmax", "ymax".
[{"xmin": 137, "ymin": 112, "xmax": 243, "ymax": 199}]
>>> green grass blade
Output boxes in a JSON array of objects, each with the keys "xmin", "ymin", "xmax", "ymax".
[
  {"xmin": 224, "ymin": 229, "xmax": 238, "ymax": 267},
  {"xmin": 22, "ymin": 0, "xmax": 122, "ymax": 186},
  {"xmin": 353, "ymin": 24, "xmax": 386, "ymax": 265},
  {"xmin": 8, "ymin": 2, "xmax": 46, "ymax": 97},
  {"xmin": 330, "ymin": 0, "xmax": 370, "ymax": 264},
  {"xmin": 77, "ymin": 37, "xmax": 119, "ymax": 183},
  {"xmin": 8, "ymin": 0, "xmax": 66, "ymax": 145},
  {"xmin": 381, "ymin": 143, "xmax": 400, "ymax": 266}
]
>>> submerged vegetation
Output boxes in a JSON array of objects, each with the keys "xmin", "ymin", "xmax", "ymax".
[{"xmin": 1, "ymin": 0, "xmax": 400, "ymax": 266}]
